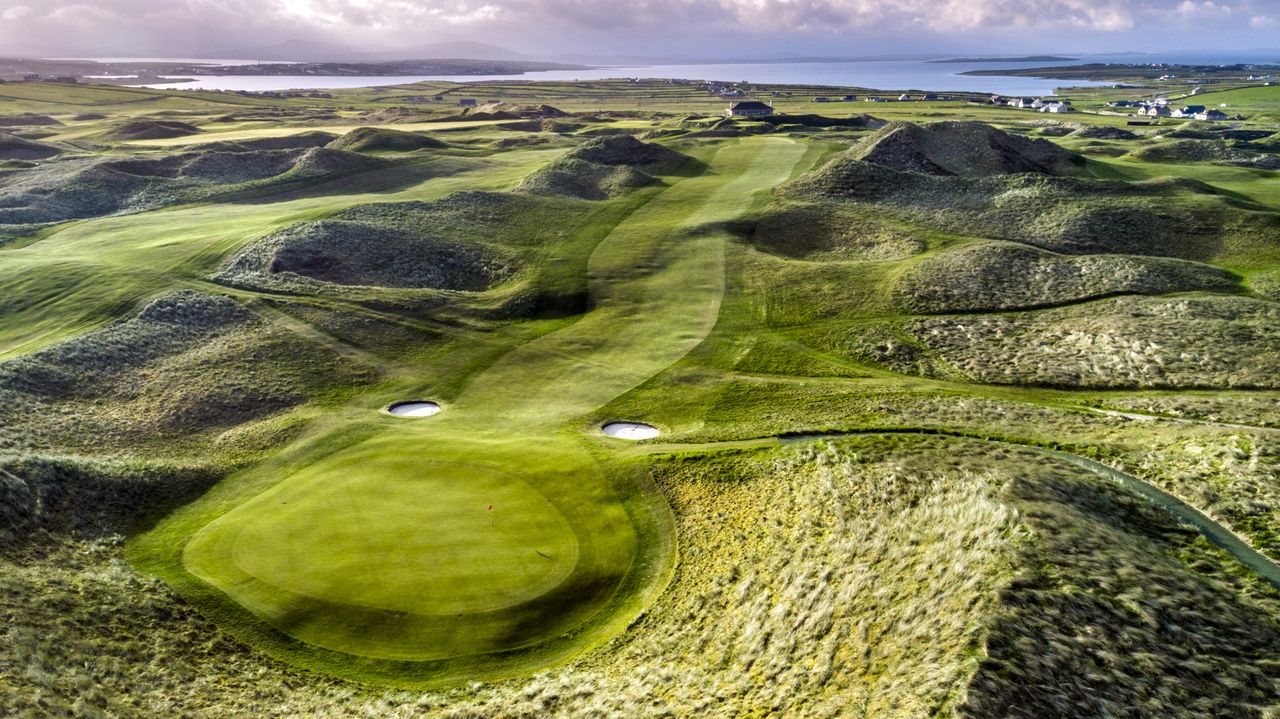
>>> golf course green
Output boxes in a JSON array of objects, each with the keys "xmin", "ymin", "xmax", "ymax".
[
  {"xmin": 177, "ymin": 137, "xmax": 807, "ymax": 676},
  {"xmin": 8, "ymin": 75, "xmax": 1280, "ymax": 716}
]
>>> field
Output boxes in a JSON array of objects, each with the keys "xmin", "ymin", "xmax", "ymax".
[{"xmin": 3, "ymin": 77, "xmax": 1280, "ymax": 717}]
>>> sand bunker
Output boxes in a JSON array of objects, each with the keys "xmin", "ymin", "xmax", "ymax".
[
  {"xmin": 601, "ymin": 422, "xmax": 660, "ymax": 440},
  {"xmin": 387, "ymin": 401, "xmax": 441, "ymax": 418}
]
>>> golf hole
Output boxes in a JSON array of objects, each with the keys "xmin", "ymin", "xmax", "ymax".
[
  {"xmin": 386, "ymin": 401, "xmax": 442, "ymax": 418},
  {"xmin": 601, "ymin": 422, "xmax": 660, "ymax": 440}
]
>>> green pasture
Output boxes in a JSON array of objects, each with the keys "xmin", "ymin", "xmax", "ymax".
[{"xmin": 1187, "ymin": 83, "xmax": 1280, "ymax": 121}]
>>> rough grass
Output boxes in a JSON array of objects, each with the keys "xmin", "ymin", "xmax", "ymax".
[
  {"xmin": 0, "ymin": 147, "xmax": 390, "ymax": 226},
  {"xmin": 840, "ymin": 295, "xmax": 1280, "ymax": 389},
  {"xmin": 6, "ymin": 439, "xmax": 1279, "ymax": 717},
  {"xmin": 202, "ymin": 131, "xmax": 338, "ymax": 152},
  {"xmin": 0, "ymin": 133, "xmax": 62, "ymax": 160},
  {"xmin": 1128, "ymin": 139, "xmax": 1280, "ymax": 170},
  {"xmin": 1072, "ymin": 125, "xmax": 1140, "ymax": 140},
  {"xmin": 219, "ymin": 218, "xmax": 513, "ymax": 291},
  {"xmin": 749, "ymin": 200, "xmax": 927, "ymax": 261},
  {"xmin": 471, "ymin": 102, "xmax": 567, "ymax": 118},
  {"xmin": 965, "ymin": 446, "xmax": 1280, "ymax": 719},
  {"xmin": 517, "ymin": 157, "xmax": 658, "ymax": 200},
  {"xmin": 106, "ymin": 119, "xmax": 201, "ymax": 141},
  {"xmin": 0, "ymin": 290, "xmax": 376, "ymax": 454},
  {"xmin": 0, "ymin": 456, "xmax": 221, "ymax": 551},
  {"xmin": 893, "ymin": 241, "xmax": 1242, "ymax": 313},
  {"xmin": 215, "ymin": 191, "xmax": 580, "ymax": 295},
  {"xmin": 517, "ymin": 135, "xmax": 692, "ymax": 201},
  {"xmin": 783, "ymin": 155, "xmax": 1279, "ymax": 261},
  {"xmin": 325, "ymin": 127, "xmax": 448, "ymax": 153},
  {"xmin": 0, "ymin": 113, "xmax": 61, "ymax": 126},
  {"xmin": 1, "ymin": 443, "xmax": 1023, "ymax": 717},
  {"xmin": 852, "ymin": 120, "xmax": 1087, "ymax": 177}
]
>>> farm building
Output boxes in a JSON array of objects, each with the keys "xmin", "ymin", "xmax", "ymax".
[
  {"xmin": 725, "ymin": 100, "xmax": 775, "ymax": 117},
  {"xmin": 458, "ymin": 98, "xmax": 478, "ymax": 107}
]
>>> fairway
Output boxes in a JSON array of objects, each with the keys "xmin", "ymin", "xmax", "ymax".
[{"xmin": 178, "ymin": 137, "xmax": 806, "ymax": 672}]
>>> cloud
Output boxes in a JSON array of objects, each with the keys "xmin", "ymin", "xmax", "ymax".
[
  {"xmin": 1250, "ymin": 13, "xmax": 1277, "ymax": 27},
  {"xmin": 1175, "ymin": 0, "xmax": 1234, "ymax": 19},
  {"xmin": 1, "ymin": 4, "xmax": 31, "ymax": 21},
  {"xmin": 0, "ymin": 0, "xmax": 1267, "ymax": 57}
]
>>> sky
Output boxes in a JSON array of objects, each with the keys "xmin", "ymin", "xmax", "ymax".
[{"xmin": 1, "ymin": 0, "xmax": 1278, "ymax": 60}]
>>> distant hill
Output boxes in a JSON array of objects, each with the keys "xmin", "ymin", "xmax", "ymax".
[
  {"xmin": 227, "ymin": 38, "xmax": 366, "ymax": 62},
  {"xmin": 359, "ymin": 41, "xmax": 529, "ymax": 62},
  {"xmin": 928, "ymin": 55, "xmax": 1077, "ymax": 64}
]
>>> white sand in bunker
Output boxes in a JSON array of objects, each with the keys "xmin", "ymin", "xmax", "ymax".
[
  {"xmin": 387, "ymin": 401, "xmax": 442, "ymax": 418},
  {"xmin": 602, "ymin": 422, "xmax": 660, "ymax": 440}
]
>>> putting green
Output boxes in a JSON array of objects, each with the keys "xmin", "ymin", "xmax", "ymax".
[
  {"xmin": 172, "ymin": 137, "xmax": 807, "ymax": 677},
  {"xmin": 218, "ymin": 463, "xmax": 577, "ymax": 615}
]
